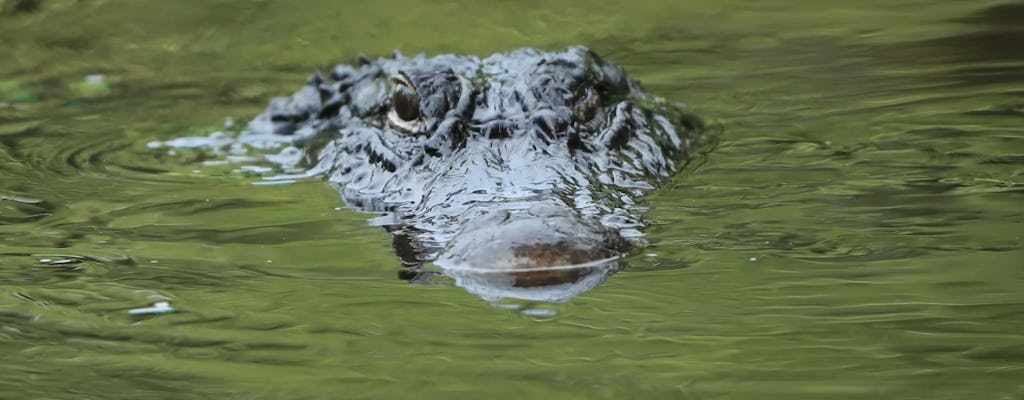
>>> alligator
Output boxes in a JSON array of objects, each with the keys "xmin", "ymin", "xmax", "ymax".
[{"xmin": 156, "ymin": 46, "xmax": 702, "ymax": 302}]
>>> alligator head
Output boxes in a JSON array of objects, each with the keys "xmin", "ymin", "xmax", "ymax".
[{"xmin": 174, "ymin": 47, "xmax": 702, "ymax": 302}]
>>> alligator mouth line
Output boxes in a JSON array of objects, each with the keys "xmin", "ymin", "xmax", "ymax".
[{"xmin": 435, "ymin": 255, "xmax": 624, "ymax": 274}]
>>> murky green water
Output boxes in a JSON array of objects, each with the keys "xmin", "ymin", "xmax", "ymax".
[{"xmin": 2, "ymin": 1, "xmax": 1023, "ymax": 398}]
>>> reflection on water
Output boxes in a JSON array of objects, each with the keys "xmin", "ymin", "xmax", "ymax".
[
  {"xmin": 441, "ymin": 257, "xmax": 622, "ymax": 303},
  {"xmin": 1, "ymin": 1, "xmax": 1023, "ymax": 399}
]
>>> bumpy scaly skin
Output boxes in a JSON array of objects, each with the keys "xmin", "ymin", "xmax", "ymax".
[{"xmin": 238, "ymin": 47, "xmax": 701, "ymax": 299}]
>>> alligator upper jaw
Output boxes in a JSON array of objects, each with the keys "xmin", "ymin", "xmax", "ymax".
[{"xmin": 431, "ymin": 200, "xmax": 631, "ymax": 302}]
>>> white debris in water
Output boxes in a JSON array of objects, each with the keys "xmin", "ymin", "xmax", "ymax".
[
  {"xmin": 129, "ymin": 302, "xmax": 174, "ymax": 315},
  {"xmin": 39, "ymin": 258, "xmax": 81, "ymax": 265},
  {"xmin": 646, "ymin": 253, "xmax": 657, "ymax": 257},
  {"xmin": 148, "ymin": 121, "xmax": 324, "ymax": 179},
  {"xmin": 226, "ymin": 155, "xmax": 258, "ymax": 163},
  {"xmin": 238, "ymin": 165, "xmax": 273, "ymax": 174},
  {"xmin": 252, "ymin": 179, "xmax": 296, "ymax": 186},
  {"xmin": 263, "ymin": 173, "xmax": 311, "ymax": 181},
  {"xmin": 153, "ymin": 131, "xmax": 235, "ymax": 150},
  {"xmin": 490, "ymin": 303, "xmax": 521, "ymax": 311},
  {"xmin": 265, "ymin": 146, "xmax": 303, "ymax": 166},
  {"xmin": 619, "ymin": 228, "xmax": 643, "ymax": 239},
  {"xmin": 749, "ymin": 257, "xmax": 758, "ymax": 262},
  {"xmin": 149, "ymin": 131, "xmax": 238, "ymax": 150},
  {"xmin": 520, "ymin": 308, "xmax": 557, "ymax": 318},
  {"xmin": 85, "ymin": 74, "xmax": 104, "ymax": 84},
  {"xmin": 231, "ymin": 131, "xmax": 296, "ymax": 150},
  {"xmin": 0, "ymin": 194, "xmax": 44, "ymax": 204},
  {"xmin": 229, "ymin": 143, "xmax": 249, "ymax": 155}
]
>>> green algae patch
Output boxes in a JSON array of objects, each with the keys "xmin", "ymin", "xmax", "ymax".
[{"xmin": 0, "ymin": 80, "xmax": 39, "ymax": 103}]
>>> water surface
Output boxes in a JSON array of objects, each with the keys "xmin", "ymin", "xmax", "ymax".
[{"xmin": 1, "ymin": 1, "xmax": 1022, "ymax": 398}]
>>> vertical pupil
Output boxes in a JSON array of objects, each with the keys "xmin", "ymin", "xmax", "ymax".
[{"xmin": 392, "ymin": 85, "xmax": 420, "ymax": 121}]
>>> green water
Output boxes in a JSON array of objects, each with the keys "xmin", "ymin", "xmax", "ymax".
[{"xmin": 2, "ymin": 1, "xmax": 1022, "ymax": 398}]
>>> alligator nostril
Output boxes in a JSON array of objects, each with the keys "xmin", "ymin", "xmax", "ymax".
[{"xmin": 532, "ymin": 110, "xmax": 568, "ymax": 138}]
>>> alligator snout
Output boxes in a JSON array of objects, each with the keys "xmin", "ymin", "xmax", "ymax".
[{"xmin": 433, "ymin": 201, "xmax": 629, "ymax": 301}]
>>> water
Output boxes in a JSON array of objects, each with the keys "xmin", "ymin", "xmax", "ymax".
[{"xmin": 1, "ymin": 1, "xmax": 1022, "ymax": 398}]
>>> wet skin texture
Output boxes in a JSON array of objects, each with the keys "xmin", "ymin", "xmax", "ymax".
[{"xmin": 240, "ymin": 47, "xmax": 702, "ymax": 298}]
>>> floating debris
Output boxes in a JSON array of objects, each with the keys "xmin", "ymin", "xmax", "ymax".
[
  {"xmin": 129, "ymin": 302, "xmax": 174, "ymax": 315},
  {"xmin": 237, "ymin": 165, "xmax": 274, "ymax": 174},
  {"xmin": 520, "ymin": 308, "xmax": 558, "ymax": 318},
  {"xmin": 265, "ymin": 146, "xmax": 303, "ymax": 166},
  {"xmin": 40, "ymin": 257, "xmax": 83, "ymax": 265},
  {"xmin": 263, "ymin": 173, "xmax": 312, "ymax": 181},
  {"xmin": 252, "ymin": 179, "xmax": 296, "ymax": 186},
  {"xmin": 38, "ymin": 256, "xmax": 85, "ymax": 272},
  {"xmin": 226, "ymin": 155, "xmax": 258, "ymax": 163},
  {"xmin": 1, "ymin": 194, "xmax": 44, "ymax": 204},
  {"xmin": 148, "ymin": 131, "xmax": 236, "ymax": 150},
  {"xmin": 69, "ymin": 74, "xmax": 111, "ymax": 98}
]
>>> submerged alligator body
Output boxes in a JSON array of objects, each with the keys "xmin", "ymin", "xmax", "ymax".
[{"xmin": 162, "ymin": 46, "xmax": 702, "ymax": 302}]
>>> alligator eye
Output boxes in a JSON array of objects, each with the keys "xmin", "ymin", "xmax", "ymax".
[
  {"xmin": 392, "ymin": 85, "xmax": 420, "ymax": 121},
  {"xmin": 387, "ymin": 73, "xmax": 422, "ymax": 133}
]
